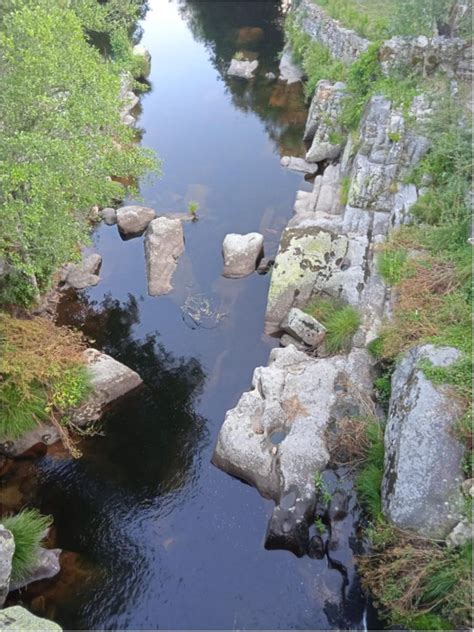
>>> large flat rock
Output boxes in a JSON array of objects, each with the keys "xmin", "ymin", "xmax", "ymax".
[
  {"xmin": 144, "ymin": 217, "xmax": 184, "ymax": 296},
  {"xmin": 382, "ymin": 345, "xmax": 465, "ymax": 538}
]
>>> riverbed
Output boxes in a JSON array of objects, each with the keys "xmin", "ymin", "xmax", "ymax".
[{"xmin": 9, "ymin": 1, "xmax": 372, "ymax": 628}]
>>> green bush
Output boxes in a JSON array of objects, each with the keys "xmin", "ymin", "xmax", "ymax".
[
  {"xmin": 305, "ymin": 297, "xmax": 361, "ymax": 353},
  {"xmin": 3, "ymin": 509, "xmax": 53, "ymax": 583}
]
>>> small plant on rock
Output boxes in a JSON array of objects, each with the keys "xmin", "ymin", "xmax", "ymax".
[
  {"xmin": 305, "ymin": 297, "xmax": 361, "ymax": 354},
  {"xmin": 3, "ymin": 509, "xmax": 53, "ymax": 584}
]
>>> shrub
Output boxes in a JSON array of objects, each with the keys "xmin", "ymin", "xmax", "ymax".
[
  {"xmin": 305, "ymin": 297, "xmax": 360, "ymax": 353},
  {"xmin": 3, "ymin": 509, "xmax": 53, "ymax": 584}
]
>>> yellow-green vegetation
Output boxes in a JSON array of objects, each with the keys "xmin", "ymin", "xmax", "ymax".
[
  {"xmin": 315, "ymin": 0, "xmax": 393, "ymax": 39},
  {"xmin": 3, "ymin": 509, "xmax": 53, "ymax": 584},
  {"xmin": 0, "ymin": 315, "xmax": 90, "ymax": 443},
  {"xmin": 0, "ymin": 0, "xmax": 159, "ymax": 307},
  {"xmin": 305, "ymin": 297, "xmax": 360, "ymax": 353}
]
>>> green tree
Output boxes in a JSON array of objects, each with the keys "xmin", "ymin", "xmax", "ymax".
[{"xmin": 0, "ymin": 1, "xmax": 159, "ymax": 305}]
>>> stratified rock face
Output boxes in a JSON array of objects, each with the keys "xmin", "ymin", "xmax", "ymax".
[
  {"xmin": 61, "ymin": 254, "xmax": 102, "ymax": 290},
  {"xmin": 144, "ymin": 217, "xmax": 184, "ymax": 295},
  {"xmin": 278, "ymin": 47, "xmax": 304, "ymax": 84},
  {"xmin": 227, "ymin": 58, "xmax": 258, "ymax": 79},
  {"xmin": 116, "ymin": 205, "xmax": 156, "ymax": 238},
  {"xmin": 379, "ymin": 35, "xmax": 473, "ymax": 81},
  {"xmin": 222, "ymin": 233, "xmax": 264, "ymax": 278},
  {"xmin": 213, "ymin": 345, "xmax": 373, "ymax": 554},
  {"xmin": 0, "ymin": 350, "xmax": 143, "ymax": 457},
  {"xmin": 9, "ymin": 548, "xmax": 61, "ymax": 592},
  {"xmin": 0, "ymin": 607, "xmax": 62, "ymax": 631},
  {"xmin": 305, "ymin": 80, "xmax": 347, "ymax": 162},
  {"xmin": 0, "ymin": 525, "xmax": 14, "ymax": 607},
  {"xmin": 295, "ymin": 0, "xmax": 369, "ymax": 63},
  {"xmin": 382, "ymin": 345, "xmax": 465, "ymax": 538},
  {"xmin": 264, "ymin": 225, "xmax": 348, "ymax": 334}
]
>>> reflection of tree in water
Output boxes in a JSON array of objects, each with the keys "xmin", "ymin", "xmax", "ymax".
[
  {"xmin": 178, "ymin": 0, "xmax": 308, "ymax": 155},
  {"xmin": 55, "ymin": 291, "xmax": 208, "ymax": 495}
]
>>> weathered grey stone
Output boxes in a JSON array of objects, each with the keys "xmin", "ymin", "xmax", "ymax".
[
  {"xmin": 281, "ymin": 307, "xmax": 326, "ymax": 347},
  {"xmin": 222, "ymin": 232, "xmax": 264, "ymax": 279},
  {"xmin": 462, "ymin": 478, "xmax": 474, "ymax": 497},
  {"xmin": 227, "ymin": 58, "xmax": 258, "ymax": 79},
  {"xmin": 278, "ymin": 47, "xmax": 304, "ymax": 84},
  {"xmin": 446, "ymin": 520, "xmax": 472, "ymax": 548},
  {"xmin": 61, "ymin": 253, "xmax": 102, "ymax": 290},
  {"xmin": 144, "ymin": 217, "xmax": 184, "ymax": 296},
  {"xmin": 100, "ymin": 207, "xmax": 117, "ymax": 225},
  {"xmin": 0, "ymin": 350, "xmax": 143, "ymax": 457},
  {"xmin": 382, "ymin": 345, "xmax": 465, "ymax": 538},
  {"xmin": 265, "ymin": 224, "xmax": 348, "ymax": 334},
  {"xmin": 265, "ymin": 71, "xmax": 277, "ymax": 80},
  {"xmin": 116, "ymin": 205, "xmax": 156, "ymax": 238},
  {"xmin": 132, "ymin": 44, "xmax": 151, "ymax": 78},
  {"xmin": 294, "ymin": 0, "xmax": 369, "ymax": 64},
  {"xmin": 0, "ymin": 525, "xmax": 14, "ymax": 607},
  {"xmin": 213, "ymin": 345, "xmax": 374, "ymax": 552},
  {"xmin": 0, "ymin": 607, "xmax": 61, "ymax": 631},
  {"xmin": 304, "ymin": 80, "xmax": 347, "ymax": 162},
  {"xmin": 280, "ymin": 156, "xmax": 318, "ymax": 175},
  {"xmin": 10, "ymin": 548, "xmax": 61, "ymax": 592}
]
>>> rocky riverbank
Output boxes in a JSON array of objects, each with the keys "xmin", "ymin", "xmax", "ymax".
[{"xmin": 214, "ymin": 2, "xmax": 472, "ymax": 628}]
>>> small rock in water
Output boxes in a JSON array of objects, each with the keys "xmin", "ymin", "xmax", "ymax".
[
  {"xmin": 256, "ymin": 257, "xmax": 275, "ymax": 275},
  {"xmin": 280, "ymin": 156, "xmax": 318, "ymax": 175},
  {"xmin": 265, "ymin": 71, "xmax": 277, "ymax": 80},
  {"xmin": 116, "ymin": 205, "xmax": 156, "ymax": 238},
  {"xmin": 61, "ymin": 253, "xmax": 102, "ymax": 290},
  {"xmin": 222, "ymin": 232, "xmax": 264, "ymax": 278},
  {"xmin": 145, "ymin": 217, "xmax": 184, "ymax": 296},
  {"xmin": 227, "ymin": 58, "xmax": 259, "ymax": 79},
  {"xmin": 100, "ymin": 207, "xmax": 117, "ymax": 226}
]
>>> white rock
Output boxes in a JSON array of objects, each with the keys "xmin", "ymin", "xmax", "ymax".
[
  {"xmin": 116, "ymin": 205, "xmax": 156, "ymax": 238},
  {"xmin": 222, "ymin": 232, "xmax": 264, "ymax": 278},
  {"xmin": 227, "ymin": 58, "xmax": 258, "ymax": 79}
]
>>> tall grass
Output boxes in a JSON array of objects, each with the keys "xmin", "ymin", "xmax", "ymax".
[
  {"xmin": 305, "ymin": 297, "xmax": 361, "ymax": 353},
  {"xmin": 3, "ymin": 509, "xmax": 53, "ymax": 583}
]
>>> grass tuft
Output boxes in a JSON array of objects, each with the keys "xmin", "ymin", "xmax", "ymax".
[
  {"xmin": 3, "ymin": 509, "xmax": 53, "ymax": 584},
  {"xmin": 305, "ymin": 297, "xmax": 360, "ymax": 353}
]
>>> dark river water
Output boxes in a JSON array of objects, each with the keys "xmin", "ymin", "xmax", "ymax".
[{"xmin": 6, "ymin": 1, "xmax": 377, "ymax": 629}]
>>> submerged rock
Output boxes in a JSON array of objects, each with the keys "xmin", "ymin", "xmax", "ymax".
[
  {"xmin": 0, "ymin": 525, "xmax": 14, "ymax": 607},
  {"xmin": 281, "ymin": 307, "xmax": 326, "ymax": 347},
  {"xmin": 278, "ymin": 47, "xmax": 304, "ymax": 84},
  {"xmin": 9, "ymin": 548, "xmax": 61, "ymax": 592},
  {"xmin": 0, "ymin": 350, "xmax": 143, "ymax": 457},
  {"xmin": 116, "ymin": 205, "xmax": 156, "ymax": 238},
  {"xmin": 382, "ymin": 345, "xmax": 465, "ymax": 538},
  {"xmin": 61, "ymin": 254, "xmax": 102, "ymax": 290},
  {"xmin": 280, "ymin": 156, "xmax": 318, "ymax": 175},
  {"xmin": 145, "ymin": 217, "xmax": 184, "ymax": 296},
  {"xmin": 222, "ymin": 232, "xmax": 264, "ymax": 278},
  {"xmin": 0, "ymin": 606, "xmax": 62, "ymax": 631},
  {"xmin": 227, "ymin": 58, "xmax": 258, "ymax": 79},
  {"xmin": 213, "ymin": 345, "xmax": 373, "ymax": 554}
]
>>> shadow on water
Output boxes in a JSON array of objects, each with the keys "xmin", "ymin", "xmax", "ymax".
[{"xmin": 6, "ymin": 0, "xmax": 374, "ymax": 629}]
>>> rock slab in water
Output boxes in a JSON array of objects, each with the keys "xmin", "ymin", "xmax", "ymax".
[
  {"xmin": 0, "ymin": 350, "xmax": 143, "ymax": 457},
  {"xmin": 281, "ymin": 307, "xmax": 326, "ymax": 347},
  {"xmin": 0, "ymin": 525, "xmax": 14, "ymax": 607},
  {"xmin": 0, "ymin": 607, "xmax": 62, "ymax": 631},
  {"xmin": 61, "ymin": 254, "xmax": 102, "ymax": 290},
  {"xmin": 145, "ymin": 217, "xmax": 184, "ymax": 296},
  {"xmin": 116, "ymin": 205, "xmax": 156, "ymax": 238},
  {"xmin": 213, "ymin": 345, "xmax": 373, "ymax": 554},
  {"xmin": 227, "ymin": 58, "xmax": 258, "ymax": 79},
  {"xmin": 9, "ymin": 548, "xmax": 61, "ymax": 592},
  {"xmin": 222, "ymin": 233, "xmax": 264, "ymax": 278},
  {"xmin": 382, "ymin": 345, "xmax": 465, "ymax": 538},
  {"xmin": 280, "ymin": 156, "xmax": 318, "ymax": 175},
  {"xmin": 279, "ymin": 47, "xmax": 303, "ymax": 84}
]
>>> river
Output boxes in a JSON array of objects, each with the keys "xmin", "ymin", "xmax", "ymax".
[{"xmin": 8, "ymin": 1, "xmax": 374, "ymax": 628}]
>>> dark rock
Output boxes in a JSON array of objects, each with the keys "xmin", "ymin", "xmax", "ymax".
[{"xmin": 256, "ymin": 257, "xmax": 274, "ymax": 275}]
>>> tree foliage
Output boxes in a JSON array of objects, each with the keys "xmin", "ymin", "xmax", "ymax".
[{"xmin": 0, "ymin": 0, "xmax": 158, "ymax": 305}]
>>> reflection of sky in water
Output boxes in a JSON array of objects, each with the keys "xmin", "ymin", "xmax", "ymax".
[{"xmin": 18, "ymin": 1, "xmax": 367, "ymax": 629}]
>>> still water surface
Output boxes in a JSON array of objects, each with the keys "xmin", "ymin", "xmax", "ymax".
[{"xmin": 16, "ymin": 2, "xmax": 371, "ymax": 628}]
